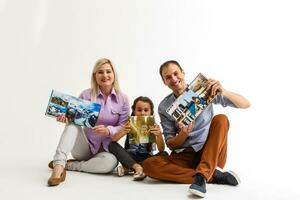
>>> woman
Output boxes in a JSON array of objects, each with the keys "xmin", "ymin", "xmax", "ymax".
[{"xmin": 48, "ymin": 58, "xmax": 130, "ymax": 186}]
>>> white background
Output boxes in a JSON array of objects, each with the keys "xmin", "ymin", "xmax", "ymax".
[{"xmin": 0, "ymin": 0, "xmax": 300, "ymax": 199}]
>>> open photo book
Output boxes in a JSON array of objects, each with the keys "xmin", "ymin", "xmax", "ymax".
[
  {"xmin": 45, "ymin": 90, "xmax": 101, "ymax": 128},
  {"xmin": 128, "ymin": 116, "xmax": 155, "ymax": 144},
  {"xmin": 166, "ymin": 73, "xmax": 217, "ymax": 126}
]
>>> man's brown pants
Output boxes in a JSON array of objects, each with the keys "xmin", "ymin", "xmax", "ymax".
[{"xmin": 143, "ymin": 114, "xmax": 229, "ymax": 184}]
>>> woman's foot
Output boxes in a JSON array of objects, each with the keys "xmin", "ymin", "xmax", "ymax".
[
  {"xmin": 48, "ymin": 164, "xmax": 66, "ymax": 186},
  {"xmin": 65, "ymin": 160, "xmax": 76, "ymax": 170},
  {"xmin": 132, "ymin": 164, "xmax": 146, "ymax": 181},
  {"xmin": 48, "ymin": 159, "xmax": 76, "ymax": 170}
]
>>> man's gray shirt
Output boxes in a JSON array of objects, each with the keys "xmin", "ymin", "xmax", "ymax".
[{"xmin": 158, "ymin": 93, "xmax": 236, "ymax": 152}]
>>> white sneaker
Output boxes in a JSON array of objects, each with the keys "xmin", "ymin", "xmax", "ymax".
[
  {"xmin": 133, "ymin": 171, "xmax": 146, "ymax": 181},
  {"xmin": 117, "ymin": 166, "xmax": 129, "ymax": 177}
]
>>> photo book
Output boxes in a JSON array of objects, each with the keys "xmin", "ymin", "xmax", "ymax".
[
  {"xmin": 45, "ymin": 90, "xmax": 101, "ymax": 128},
  {"xmin": 166, "ymin": 73, "xmax": 217, "ymax": 126},
  {"xmin": 128, "ymin": 116, "xmax": 155, "ymax": 144}
]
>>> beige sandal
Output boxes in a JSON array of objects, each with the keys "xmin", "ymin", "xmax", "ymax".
[{"xmin": 48, "ymin": 170, "xmax": 66, "ymax": 186}]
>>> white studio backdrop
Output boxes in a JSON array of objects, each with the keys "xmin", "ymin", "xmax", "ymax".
[{"xmin": 0, "ymin": 0, "xmax": 300, "ymax": 199}]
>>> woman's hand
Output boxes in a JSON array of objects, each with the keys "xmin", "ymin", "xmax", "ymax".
[
  {"xmin": 56, "ymin": 115, "xmax": 69, "ymax": 124},
  {"xmin": 92, "ymin": 125, "xmax": 110, "ymax": 136}
]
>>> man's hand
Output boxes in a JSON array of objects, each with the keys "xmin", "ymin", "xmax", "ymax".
[
  {"xmin": 207, "ymin": 79, "xmax": 225, "ymax": 96},
  {"xmin": 179, "ymin": 121, "xmax": 194, "ymax": 135},
  {"xmin": 166, "ymin": 121, "xmax": 194, "ymax": 149}
]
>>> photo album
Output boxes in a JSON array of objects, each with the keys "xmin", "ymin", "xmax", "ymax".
[
  {"xmin": 45, "ymin": 90, "xmax": 101, "ymax": 128},
  {"xmin": 166, "ymin": 73, "xmax": 217, "ymax": 125},
  {"xmin": 128, "ymin": 116, "xmax": 155, "ymax": 144}
]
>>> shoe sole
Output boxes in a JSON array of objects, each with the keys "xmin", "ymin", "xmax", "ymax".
[
  {"xmin": 216, "ymin": 167, "xmax": 241, "ymax": 185},
  {"xmin": 133, "ymin": 176, "xmax": 146, "ymax": 181},
  {"xmin": 228, "ymin": 170, "xmax": 241, "ymax": 185},
  {"xmin": 48, "ymin": 170, "xmax": 66, "ymax": 186},
  {"xmin": 188, "ymin": 188, "xmax": 206, "ymax": 198},
  {"xmin": 133, "ymin": 173, "xmax": 146, "ymax": 181}
]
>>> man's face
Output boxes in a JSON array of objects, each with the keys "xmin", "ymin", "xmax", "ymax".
[{"xmin": 161, "ymin": 63, "xmax": 186, "ymax": 94}]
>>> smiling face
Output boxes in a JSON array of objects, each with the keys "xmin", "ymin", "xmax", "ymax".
[
  {"xmin": 161, "ymin": 63, "xmax": 187, "ymax": 96},
  {"xmin": 133, "ymin": 100, "xmax": 152, "ymax": 116},
  {"xmin": 94, "ymin": 63, "xmax": 115, "ymax": 89}
]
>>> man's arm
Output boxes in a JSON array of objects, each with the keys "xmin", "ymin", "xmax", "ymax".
[
  {"xmin": 166, "ymin": 122, "xmax": 194, "ymax": 150},
  {"xmin": 222, "ymin": 90, "xmax": 250, "ymax": 109},
  {"xmin": 158, "ymin": 97, "xmax": 195, "ymax": 151},
  {"xmin": 209, "ymin": 79, "xmax": 250, "ymax": 109},
  {"xmin": 159, "ymin": 109, "xmax": 190, "ymax": 150}
]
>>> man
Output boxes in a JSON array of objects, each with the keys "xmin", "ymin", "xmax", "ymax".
[{"xmin": 143, "ymin": 60, "xmax": 250, "ymax": 198}]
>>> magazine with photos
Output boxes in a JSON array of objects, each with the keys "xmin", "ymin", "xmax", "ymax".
[
  {"xmin": 45, "ymin": 90, "xmax": 101, "ymax": 128},
  {"xmin": 166, "ymin": 73, "xmax": 217, "ymax": 125},
  {"xmin": 128, "ymin": 116, "xmax": 155, "ymax": 144}
]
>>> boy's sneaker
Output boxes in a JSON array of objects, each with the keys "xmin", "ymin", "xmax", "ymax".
[
  {"xmin": 188, "ymin": 173, "xmax": 207, "ymax": 198},
  {"xmin": 210, "ymin": 167, "xmax": 241, "ymax": 186},
  {"xmin": 117, "ymin": 166, "xmax": 129, "ymax": 177}
]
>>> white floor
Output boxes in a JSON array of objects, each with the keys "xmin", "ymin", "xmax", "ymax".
[
  {"xmin": 1, "ymin": 153, "xmax": 299, "ymax": 200},
  {"xmin": 2, "ymin": 0, "xmax": 300, "ymax": 199}
]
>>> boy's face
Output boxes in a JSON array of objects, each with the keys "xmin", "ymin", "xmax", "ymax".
[
  {"xmin": 134, "ymin": 101, "xmax": 151, "ymax": 116},
  {"xmin": 161, "ymin": 63, "xmax": 186, "ymax": 95}
]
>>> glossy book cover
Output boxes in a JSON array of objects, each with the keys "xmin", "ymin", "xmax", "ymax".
[
  {"xmin": 128, "ymin": 116, "xmax": 155, "ymax": 144},
  {"xmin": 45, "ymin": 90, "xmax": 101, "ymax": 128},
  {"xmin": 166, "ymin": 73, "xmax": 216, "ymax": 125}
]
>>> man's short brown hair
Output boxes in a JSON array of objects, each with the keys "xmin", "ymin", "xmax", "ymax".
[{"xmin": 159, "ymin": 60, "xmax": 183, "ymax": 81}]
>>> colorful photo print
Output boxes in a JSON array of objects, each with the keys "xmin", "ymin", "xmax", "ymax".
[
  {"xmin": 167, "ymin": 73, "xmax": 217, "ymax": 126},
  {"xmin": 45, "ymin": 90, "xmax": 101, "ymax": 128},
  {"xmin": 128, "ymin": 116, "xmax": 155, "ymax": 144}
]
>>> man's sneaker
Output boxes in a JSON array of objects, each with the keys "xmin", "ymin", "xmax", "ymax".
[
  {"xmin": 210, "ymin": 167, "xmax": 241, "ymax": 186},
  {"xmin": 133, "ymin": 171, "xmax": 146, "ymax": 181},
  {"xmin": 188, "ymin": 173, "xmax": 207, "ymax": 198}
]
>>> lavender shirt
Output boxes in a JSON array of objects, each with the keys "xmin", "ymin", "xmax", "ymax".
[{"xmin": 79, "ymin": 88, "xmax": 130, "ymax": 154}]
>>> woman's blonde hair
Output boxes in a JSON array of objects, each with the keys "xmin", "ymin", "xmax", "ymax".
[{"xmin": 90, "ymin": 58, "xmax": 121, "ymax": 101}]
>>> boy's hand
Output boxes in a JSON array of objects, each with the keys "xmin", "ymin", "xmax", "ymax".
[
  {"xmin": 150, "ymin": 124, "xmax": 162, "ymax": 137},
  {"xmin": 121, "ymin": 122, "xmax": 132, "ymax": 134}
]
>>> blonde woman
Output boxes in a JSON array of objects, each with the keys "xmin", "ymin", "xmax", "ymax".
[{"xmin": 48, "ymin": 58, "xmax": 130, "ymax": 186}]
